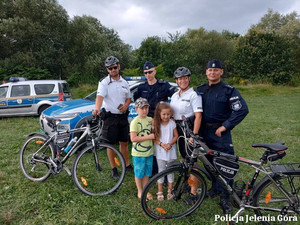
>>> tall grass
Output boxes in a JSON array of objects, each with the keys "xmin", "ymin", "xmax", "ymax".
[{"xmin": 0, "ymin": 85, "xmax": 299, "ymax": 225}]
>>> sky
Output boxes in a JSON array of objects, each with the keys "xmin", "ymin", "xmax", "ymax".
[{"xmin": 57, "ymin": 0, "xmax": 299, "ymax": 49}]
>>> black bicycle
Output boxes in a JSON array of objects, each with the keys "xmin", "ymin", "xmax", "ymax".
[
  {"xmin": 20, "ymin": 116, "xmax": 126, "ymax": 196},
  {"xmin": 141, "ymin": 117, "xmax": 299, "ymax": 224}
]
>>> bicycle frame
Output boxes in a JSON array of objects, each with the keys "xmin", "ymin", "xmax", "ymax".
[
  {"xmin": 178, "ymin": 118, "xmax": 298, "ymax": 220},
  {"xmin": 30, "ymin": 118, "xmax": 101, "ymax": 175}
]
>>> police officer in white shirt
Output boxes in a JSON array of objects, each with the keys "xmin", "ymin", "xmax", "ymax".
[
  {"xmin": 93, "ymin": 56, "xmax": 133, "ymax": 179},
  {"xmin": 170, "ymin": 66, "xmax": 203, "ymax": 158},
  {"xmin": 170, "ymin": 66, "xmax": 202, "ymax": 204}
]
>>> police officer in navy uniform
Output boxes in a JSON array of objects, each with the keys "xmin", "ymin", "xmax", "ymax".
[
  {"xmin": 134, "ymin": 61, "xmax": 176, "ymax": 175},
  {"xmin": 197, "ymin": 59, "xmax": 249, "ymax": 214},
  {"xmin": 93, "ymin": 56, "xmax": 133, "ymax": 180},
  {"xmin": 134, "ymin": 61, "xmax": 176, "ymax": 117}
]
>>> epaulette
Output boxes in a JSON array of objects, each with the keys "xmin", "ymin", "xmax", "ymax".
[
  {"xmin": 158, "ymin": 79, "xmax": 166, "ymax": 84},
  {"xmin": 222, "ymin": 82, "xmax": 234, "ymax": 89},
  {"xmin": 197, "ymin": 83, "xmax": 206, "ymax": 87}
]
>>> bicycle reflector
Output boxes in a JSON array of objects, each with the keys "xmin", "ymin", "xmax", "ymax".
[
  {"xmin": 114, "ymin": 157, "xmax": 120, "ymax": 166},
  {"xmin": 36, "ymin": 140, "xmax": 44, "ymax": 144},
  {"xmin": 156, "ymin": 207, "xmax": 167, "ymax": 214},
  {"xmin": 265, "ymin": 191, "xmax": 272, "ymax": 204},
  {"xmin": 81, "ymin": 177, "xmax": 88, "ymax": 186}
]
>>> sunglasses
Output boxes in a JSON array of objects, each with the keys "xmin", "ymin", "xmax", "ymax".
[
  {"xmin": 107, "ymin": 66, "xmax": 118, "ymax": 71},
  {"xmin": 144, "ymin": 70, "xmax": 154, "ymax": 75}
]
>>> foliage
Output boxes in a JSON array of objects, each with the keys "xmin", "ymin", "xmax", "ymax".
[
  {"xmin": 0, "ymin": 65, "xmax": 51, "ymax": 81},
  {"xmin": 122, "ymin": 67, "xmax": 141, "ymax": 77},
  {"xmin": 0, "ymin": 0, "xmax": 133, "ymax": 85},
  {"xmin": 252, "ymin": 9, "xmax": 300, "ymax": 76},
  {"xmin": 232, "ymin": 30, "xmax": 293, "ymax": 84},
  {"xmin": 0, "ymin": 0, "xmax": 69, "ymax": 78}
]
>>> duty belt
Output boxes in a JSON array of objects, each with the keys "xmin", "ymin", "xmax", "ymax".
[{"xmin": 204, "ymin": 122, "xmax": 223, "ymax": 130}]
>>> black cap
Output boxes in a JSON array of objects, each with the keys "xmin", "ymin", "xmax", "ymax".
[
  {"xmin": 143, "ymin": 61, "xmax": 155, "ymax": 70},
  {"xmin": 207, "ymin": 59, "xmax": 222, "ymax": 69}
]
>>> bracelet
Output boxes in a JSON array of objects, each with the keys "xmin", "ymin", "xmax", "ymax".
[{"xmin": 159, "ymin": 142, "xmax": 162, "ymax": 146}]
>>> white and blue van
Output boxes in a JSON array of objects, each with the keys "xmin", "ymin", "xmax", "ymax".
[{"xmin": 0, "ymin": 77, "xmax": 71, "ymax": 117}]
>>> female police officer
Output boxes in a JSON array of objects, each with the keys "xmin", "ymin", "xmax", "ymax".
[{"xmin": 170, "ymin": 66, "xmax": 203, "ymax": 204}]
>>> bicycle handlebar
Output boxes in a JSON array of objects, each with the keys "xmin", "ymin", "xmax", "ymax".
[{"xmin": 181, "ymin": 115, "xmax": 239, "ymax": 162}]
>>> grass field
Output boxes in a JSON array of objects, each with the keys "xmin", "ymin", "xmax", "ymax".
[{"xmin": 0, "ymin": 85, "xmax": 299, "ymax": 225}]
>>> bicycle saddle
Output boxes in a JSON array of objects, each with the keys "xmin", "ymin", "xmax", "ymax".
[{"xmin": 252, "ymin": 142, "xmax": 287, "ymax": 152}]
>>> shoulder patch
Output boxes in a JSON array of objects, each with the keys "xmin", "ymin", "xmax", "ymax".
[{"xmin": 231, "ymin": 100, "xmax": 242, "ymax": 111}]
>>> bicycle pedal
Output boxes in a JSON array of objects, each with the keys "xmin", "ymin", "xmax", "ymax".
[{"xmin": 63, "ymin": 165, "xmax": 72, "ymax": 176}]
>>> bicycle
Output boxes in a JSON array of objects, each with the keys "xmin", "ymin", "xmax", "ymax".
[
  {"xmin": 20, "ymin": 115, "xmax": 126, "ymax": 196},
  {"xmin": 141, "ymin": 116, "xmax": 299, "ymax": 224}
]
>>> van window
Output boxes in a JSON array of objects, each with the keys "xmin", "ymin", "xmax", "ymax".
[
  {"xmin": 0, "ymin": 86, "xmax": 8, "ymax": 98},
  {"xmin": 11, "ymin": 85, "xmax": 30, "ymax": 97},
  {"xmin": 34, "ymin": 84, "xmax": 55, "ymax": 95},
  {"xmin": 61, "ymin": 83, "xmax": 71, "ymax": 93}
]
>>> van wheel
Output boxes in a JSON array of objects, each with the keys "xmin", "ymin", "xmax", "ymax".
[{"xmin": 38, "ymin": 105, "xmax": 50, "ymax": 115}]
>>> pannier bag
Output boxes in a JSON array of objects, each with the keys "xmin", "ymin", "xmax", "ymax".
[{"xmin": 213, "ymin": 157, "xmax": 240, "ymax": 179}]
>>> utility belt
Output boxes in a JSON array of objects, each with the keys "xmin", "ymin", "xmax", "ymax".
[
  {"xmin": 204, "ymin": 122, "xmax": 223, "ymax": 130},
  {"xmin": 100, "ymin": 108, "xmax": 129, "ymax": 120}
]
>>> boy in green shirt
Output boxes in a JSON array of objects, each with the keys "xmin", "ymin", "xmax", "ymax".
[{"xmin": 130, "ymin": 98, "xmax": 155, "ymax": 199}]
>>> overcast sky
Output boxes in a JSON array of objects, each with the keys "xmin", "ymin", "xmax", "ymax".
[{"xmin": 57, "ymin": 0, "xmax": 299, "ymax": 49}]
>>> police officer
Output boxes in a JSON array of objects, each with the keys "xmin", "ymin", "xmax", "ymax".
[
  {"xmin": 93, "ymin": 56, "xmax": 133, "ymax": 179},
  {"xmin": 197, "ymin": 59, "xmax": 249, "ymax": 214},
  {"xmin": 134, "ymin": 61, "xmax": 176, "ymax": 175},
  {"xmin": 171, "ymin": 66, "xmax": 203, "ymax": 204},
  {"xmin": 134, "ymin": 61, "xmax": 176, "ymax": 117}
]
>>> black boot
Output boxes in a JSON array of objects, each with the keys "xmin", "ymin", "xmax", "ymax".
[
  {"xmin": 206, "ymin": 188, "xmax": 219, "ymax": 198},
  {"xmin": 219, "ymin": 195, "xmax": 233, "ymax": 214}
]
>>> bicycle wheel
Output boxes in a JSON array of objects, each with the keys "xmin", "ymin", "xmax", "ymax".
[
  {"xmin": 20, "ymin": 134, "xmax": 55, "ymax": 181},
  {"xmin": 141, "ymin": 166, "xmax": 207, "ymax": 220},
  {"xmin": 252, "ymin": 175, "xmax": 300, "ymax": 225},
  {"xmin": 72, "ymin": 143, "xmax": 126, "ymax": 196}
]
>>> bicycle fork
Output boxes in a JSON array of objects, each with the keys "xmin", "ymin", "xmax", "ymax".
[{"xmin": 91, "ymin": 138, "xmax": 102, "ymax": 172}]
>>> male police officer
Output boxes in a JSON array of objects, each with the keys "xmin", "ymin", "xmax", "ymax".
[
  {"xmin": 197, "ymin": 59, "xmax": 249, "ymax": 214},
  {"xmin": 134, "ymin": 61, "xmax": 176, "ymax": 117},
  {"xmin": 134, "ymin": 61, "xmax": 176, "ymax": 175},
  {"xmin": 93, "ymin": 56, "xmax": 133, "ymax": 179}
]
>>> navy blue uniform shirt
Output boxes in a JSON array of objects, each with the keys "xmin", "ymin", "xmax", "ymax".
[
  {"xmin": 197, "ymin": 81, "xmax": 249, "ymax": 130},
  {"xmin": 134, "ymin": 80, "xmax": 176, "ymax": 116}
]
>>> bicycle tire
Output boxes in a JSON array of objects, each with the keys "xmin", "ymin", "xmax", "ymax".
[
  {"xmin": 20, "ymin": 134, "xmax": 55, "ymax": 182},
  {"xmin": 72, "ymin": 143, "xmax": 126, "ymax": 196},
  {"xmin": 141, "ymin": 166, "xmax": 207, "ymax": 220},
  {"xmin": 252, "ymin": 175, "xmax": 300, "ymax": 225}
]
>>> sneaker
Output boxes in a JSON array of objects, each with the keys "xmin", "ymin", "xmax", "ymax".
[
  {"xmin": 219, "ymin": 195, "xmax": 233, "ymax": 214},
  {"xmin": 125, "ymin": 164, "xmax": 133, "ymax": 172},
  {"xmin": 111, "ymin": 167, "xmax": 119, "ymax": 180},
  {"xmin": 183, "ymin": 193, "xmax": 199, "ymax": 205}
]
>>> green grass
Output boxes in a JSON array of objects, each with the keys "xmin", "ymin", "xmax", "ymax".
[{"xmin": 0, "ymin": 85, "xmax": 299, "ymax": 225}]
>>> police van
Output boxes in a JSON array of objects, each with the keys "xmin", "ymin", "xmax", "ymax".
[{"xmin": 0, "ymin": 77, "xmax": 71, "ymax": 117}]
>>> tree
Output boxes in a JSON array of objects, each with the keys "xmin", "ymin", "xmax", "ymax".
[
  {"xmin": 232, "ymin": 30, "xmax": 293, "ymax": 84},
  {"xmin": 0, "ymin": 0, "xmax": 69, "ymax": 79},
  {"xmin": 184, "ymin": 28, "xmax": 236, "ymax": 75},
  {"xmin": 252, "ymin": 9, "xmax": 300, "ymax": 74},
  {"xmin": 132, "ymin": 36, "xmax": 164, "ymax": 71},
  {"xmin": 66, "ymin": 15, "xmax": 132, "ymax": 85}
]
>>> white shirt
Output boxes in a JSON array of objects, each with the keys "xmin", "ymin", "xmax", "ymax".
[
  {"xmin": 170, "ymin": 88, "xmax": 203, "ymax": 120},
  {"xmin": 97, "ymin": 75, "xmax": 131, "ymax": 114},
  {"xmin": 154, "ymin": 120, "xmax": 177, "ymax": 161}
]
